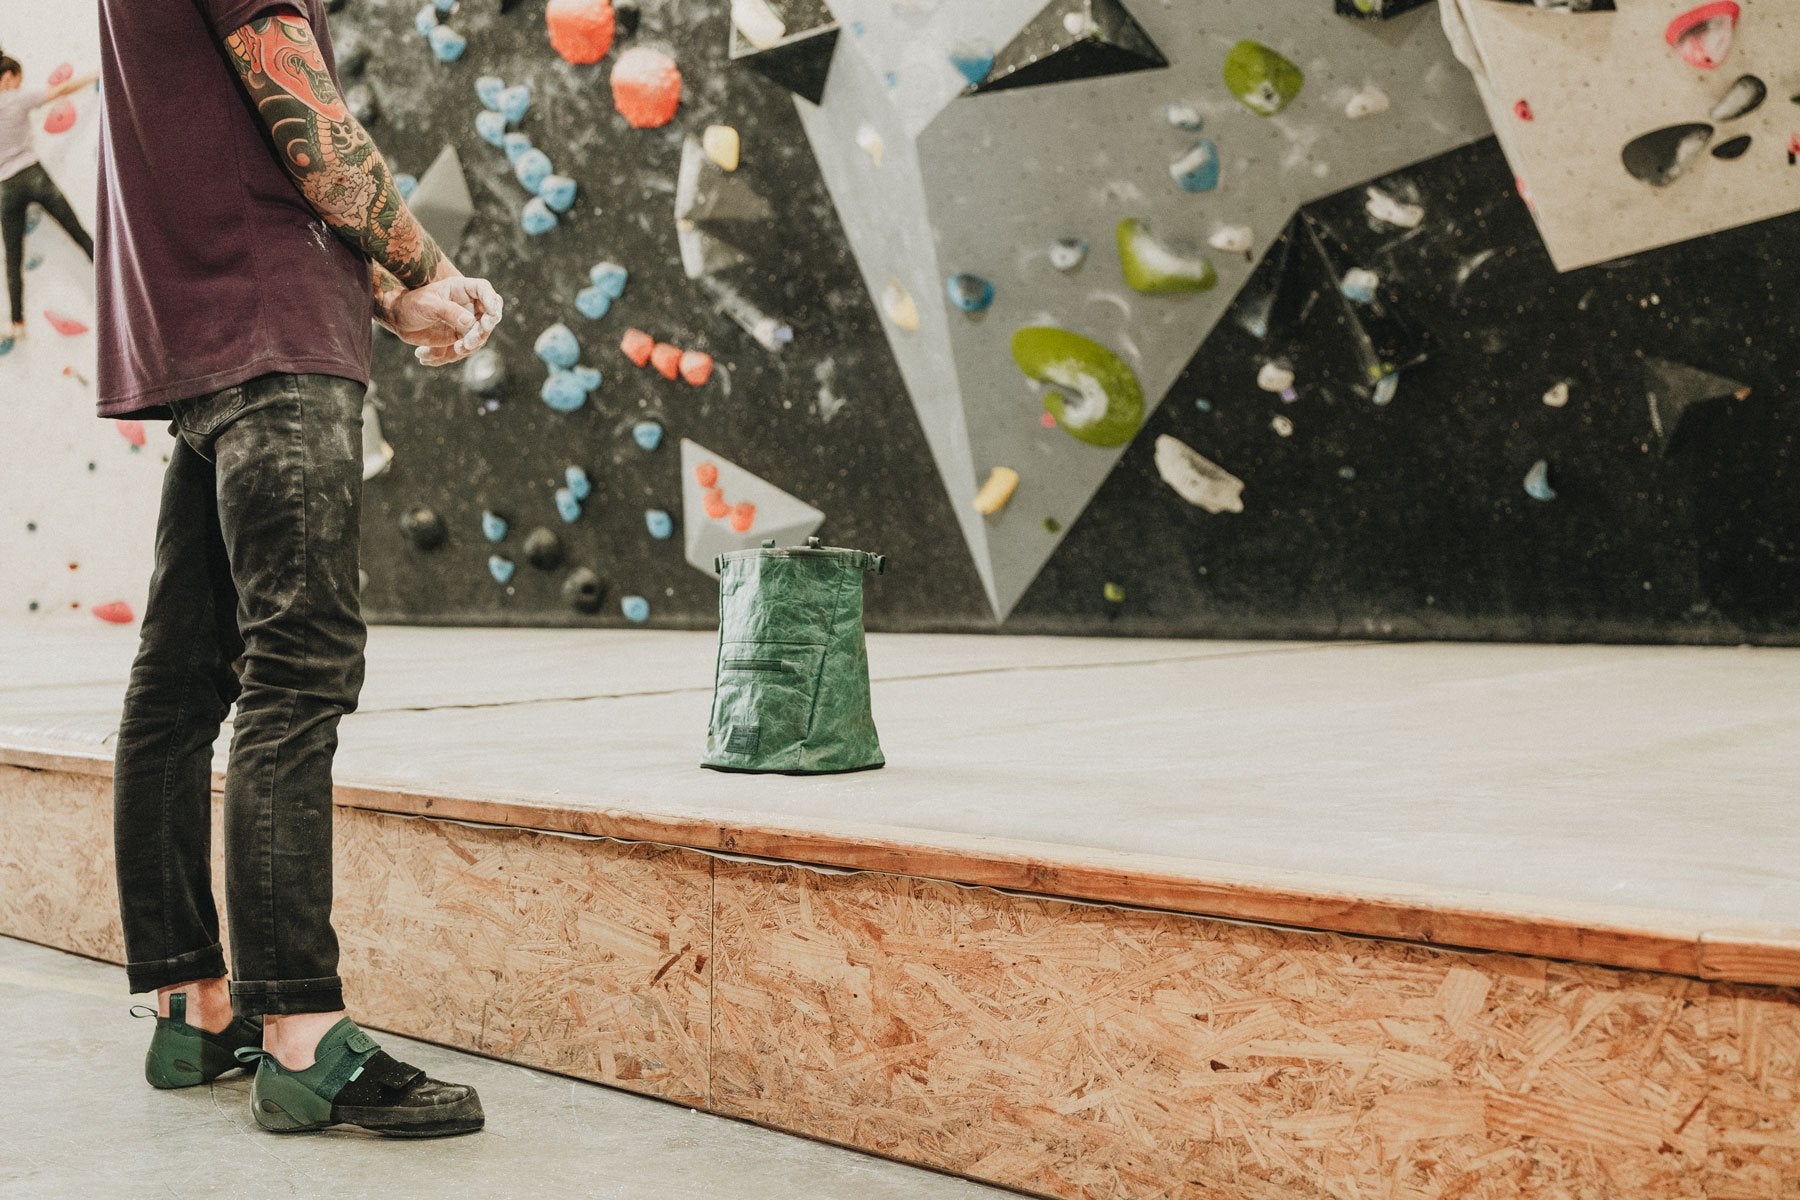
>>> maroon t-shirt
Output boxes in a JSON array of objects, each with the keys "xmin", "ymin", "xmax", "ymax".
[{"xmin": 95, "ymin": 0, "xmax": 372, "ymax": 419}]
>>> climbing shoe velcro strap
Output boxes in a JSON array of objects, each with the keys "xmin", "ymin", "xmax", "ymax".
[{"xmin": 355, "ymin": 1050, "xmax": 425, "ymax": 1092}]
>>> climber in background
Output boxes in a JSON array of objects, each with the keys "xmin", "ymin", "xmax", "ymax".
[{"xmin": 0, "ymin": 53, "xmax": 98, "ymax": 348}]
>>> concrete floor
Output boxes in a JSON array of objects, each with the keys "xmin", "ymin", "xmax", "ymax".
[
  {"xmin": 0, "ymin": 935, "xmax": 1011, "ymax": 1200},
  {"xmin": 4, "ymin": 621, "xmax": 1799, "ymax": 931}
]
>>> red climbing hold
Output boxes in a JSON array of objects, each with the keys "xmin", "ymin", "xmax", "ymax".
[
  {"xmin": 620, "ymin": 327, "xmax": 654, "ymax": 366},
  {"xmin": 45, "ymin": 310, "xmax": 88, "ymax": 336},
  {"xmin": 1665, "ymin": 2, "xmax": 1739, "ymax": 71},
  {"xmin": 92, "ymin": 601, "xmax": 135, "ymax": 625},
  {"xmin": 702, "ymin": 487, "xmax": 729, "ymax": 519},
  {"xmin": 649, "ymin": 341, "xmax": 682, "ymax": 380},
  {"xmin": 610, "ymin": 46, "xmax": 681, "ymax": 130},
  {"xmin": 695, "ymin": 462, "xmax": 719, "ymax": 489},
  {"xmin": 546, "ymin": 0, "xmax": 616, "ymax": 64},
  {"xmin": 728, "ymin": 502, "xmax": 755, "ymax": 534},
  {"xmin": 47, "ymin": 63, "xmax": 73, "ymax": 86},
  {"xmin": 1514, "ymin": 99, "xmax": 1533, "ymax": 122},
  {"xmin": 117, "ymin": 420, "xmax": 146, "ymax": 448},
  {"xmin": 42, "ymin": 101, "xmax": 76, "ymax": 135},
  {"xmin": 678, "ymin": 350, "xmax": 713, "ymax": 387}
]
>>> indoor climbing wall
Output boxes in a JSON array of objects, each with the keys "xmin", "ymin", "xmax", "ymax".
[{"xmin": 0, "ymin": 4, "xmax": 168, "ymax": 628}]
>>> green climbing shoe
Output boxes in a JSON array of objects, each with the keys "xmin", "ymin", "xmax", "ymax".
[
  {"xmin": 236, "ymin": 1019, "xmax": 484, "ymax": 1138},
  {"xmin": 135, "ymin": 993, "xmax": 264, "ymax": 1090}
]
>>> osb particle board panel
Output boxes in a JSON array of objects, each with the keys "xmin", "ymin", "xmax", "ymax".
[
  {"xmin": 332, "ymin": 809, "xmax": 714, "ymax": 1106},
  {"xmin": 1708, "ymin": 984, "xmax": 1800, "ymax": 1199},
  {"xmin": 0, "ymin": 765, "xmax": 124, "ymax": 963},
  {"xmin": 708, "ymin": 862, "xmax": 1779, "ymax": 1200}
]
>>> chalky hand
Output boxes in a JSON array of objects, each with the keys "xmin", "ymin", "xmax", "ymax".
[{"xmin": 383, "ymin": 276, "xmax": 504, "ymax": 367}]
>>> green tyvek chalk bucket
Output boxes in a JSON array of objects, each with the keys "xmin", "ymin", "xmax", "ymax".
[{"xmin": 703, "ymin": 537, "xmax": 887, "ymax": 774}]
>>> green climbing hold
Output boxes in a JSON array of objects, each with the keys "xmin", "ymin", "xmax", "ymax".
[
  {"xmin": 1223, "ymin": 40, "xmax": 1304, "ymax": 117},
  {"xmin": 1011, "ymin": 327, "xmax": 1145, "ymax": 449},
  {"xmin": 1116, "ymin": 218, "xmax": 1217, "ymax": 295}
]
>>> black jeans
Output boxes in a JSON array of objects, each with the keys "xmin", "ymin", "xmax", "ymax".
[
  {"xmin": 1, "ymin": 162, "xmax": 94, "ymax": 325},
  {"xmin": 114, "ymin": 373, "xmax": 367, "ymax": 1016}
]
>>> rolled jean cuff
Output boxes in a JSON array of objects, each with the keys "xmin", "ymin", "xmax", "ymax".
[
  {"xmin": 125, "ymin": 942, "xmax": 229, "ymax": 995},
  {"xmin": 230, "ymin": 975, "xmax": 345, "ymax": 1016}
]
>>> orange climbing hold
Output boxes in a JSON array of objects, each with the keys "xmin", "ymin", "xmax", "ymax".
[
  {"xmin": 45, "ymin": 310, "xmax": 88, "ymax": 336},
  {"xmin": 610, "ymin": 46, "xmax": 681, "ymax": 129},
  {"xmin": 42, "ymin": 101, "xmax": 75, "ymax": 135},
  {"xmin": 702, "ymin": 487, "xmax": 730, "ymax": 519},
  {"xmin": 92, "ymin": 601, "xmax": 135, "ymax": 625},
  {"xmin": 678, "ymin": 350, "xmax": 713, "ymax": 386},
  {"xmin": 546, "ymin": 0, "xmax": 615, "ymax": 64},
  {"xmin": 728, "ymin": 502, "xmax": 756, "ymax": 534},
  {"xmin": 695, "ymin": 462, "xmax": 719, "ymax": 488},
  {"xmin": 117, "ymin": 420, "xmax": 146, "ymax": 447},
  {"xmin": 620, "ymin": 327, "xmax": 654, "ymax": 366},
  {"xmin": 649, "ymin": 341, "xmax": 682, "ymax": 379}
]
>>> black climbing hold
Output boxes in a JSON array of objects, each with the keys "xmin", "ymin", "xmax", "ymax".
[
  {"xmin": 1334, "ymin": 0, "xmax": 1434, "ymax": 18},
  {"xmin": 969, "ymin": 0, "xmax": 1167, "ymax": 96},
  {"xmin": 562, "ymin": 567, "xmax": 604, "ymax": 614},
  {"xmin": 1709, "ymin": 75, "xmax": 1766, "ymax": 122},
  {"xmin": 615, "ymin": 0, "xmax": 641, "ymax": 37},
  {"xmin": 345, "ymin": 84, "xmax": 379, "ymax": 126},
  {"xmin": 524, "ymin": 527, "xmax": 565, "ymax": 571},
  {"xmin": 728, "ymin": 0, "xmax": 839, "ymax": 106},
  {"xmin": 400, "ymin": 506, "xmax": 448, "ymax": 551},
  {"xmin": 1621, "ymin": 123, "xmax": 1713, "ymax": 187},
  {"xmin": 1645, "ymin": 357, "xmax": 1750, "ymax": 455},
  {"xmin": 325, "ymin": 0, "xmax": 348, "ymax": 11},
  {"xmin": 1712, "ymin": 134, "xmax": 1753, "ymax": 160}
]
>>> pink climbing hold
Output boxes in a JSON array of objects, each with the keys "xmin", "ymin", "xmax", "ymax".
[
  {"xmin": 678, "ymin": 349, "xmax": 713, "ymax": 386},
  {"xmin": 42, "ymin": 101, "xmax": 76, "ymax": 135},
  {"xmin": 47, "ymin": 63, "xmax": 73, "ymax": 86},
  {"xmin": 117, "ymin": 420, "xmax": 146, "ymax": 448},
  {"xmin": 610, "ymin": 46, "xmax": 681, "ymax": 129},
  {"xmin": 649, "ymin": 341, "xmax": 681, "ymax": 380},
  {"xmin": 546, "ymin": 0, "xmax": 616, "ymax": 64},
  {"xmin": 45, "ymin": 310, "xmax": 88, "ymax": 336},
  {"xmin": 92, "ymin": 601, "xmax": 135, "ymax": 625}
]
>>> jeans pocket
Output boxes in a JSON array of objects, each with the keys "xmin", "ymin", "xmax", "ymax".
[{"xmin": 173, "ymin": 384, "xmax": 247, "ymax": 440}]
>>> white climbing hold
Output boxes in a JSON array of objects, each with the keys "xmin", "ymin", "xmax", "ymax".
[
  {"xmin": 702, "ymin": 124, "xmax": 740, "ymax": 171},
  {"xmin": 1165, "ymin": 102, "xmax": 1204, "ymax": 131},
  {"xmin": 1049, "ymin": 238, "xmax": 1088, "ymax": 272},
  {"xmin": 1208, "ymin": 225, "xmax": 1253, "ymax": 254},
  {"xmin": 1542, "ymin": 381, "xmax": 1570, "ymax": 408},
  {"xmin": 1271, "ymin": 414, "xmax": 1295, "ymax": 437},
  {"xmin": 1256, "ymin": 362, "xmax": 1295, "ymax": 393},
  {"xmin": 1154, "ymin": 436, "xmax": 1244, "ymax": 514},
  {"xmin": 1365, "ymin": 186, "xmax": 1424, "ymax": 229},
  {"xmin": 730, "ymin": 0, "xmax": 786, "ymax": 49},
  {"xmin": 856, "ymin": 124, "xmax": 884, "ymax": 166},
  {"xmin": 1344, "ymin": 85, "xmax": 1390, "ymax": 120},
  {"xmin": 1340, "ymin": 267, "xmax": 1379, "ymax": 303},
  {"xmin": 1372, "ymin": 373, "xmax": 1399, "ymax": 406},
  {"xmin": 882, "ymin": 279, "xmax": 919, "ymax": 331}
]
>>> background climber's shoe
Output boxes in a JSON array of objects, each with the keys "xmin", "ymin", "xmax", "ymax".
[{"xmin": 136, "ymin": 993, "xmax": 263, "ymax": 1089}]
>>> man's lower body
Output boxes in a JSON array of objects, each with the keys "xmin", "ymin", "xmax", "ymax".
[
  {"xmin": 1, "ymin": 162, "xmax": 95, "ymax": 339},
  {"xmin": 112, "ymin": 372, "xmax": 481, "ymax": 1135}
]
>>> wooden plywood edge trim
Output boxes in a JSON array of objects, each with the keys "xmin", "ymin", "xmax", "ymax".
[{"xmin": 9, "ymin": 739, "xmax": 1799, "ymax": 988}]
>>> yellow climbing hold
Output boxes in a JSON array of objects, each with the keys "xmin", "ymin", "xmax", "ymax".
[
  {"xmin": 1103, "ymin": 582, "xmax": 1126, "ymax": 604},
  {"xmin": 703, "ymin": 124, "xmax": 741, "ymax": 171},
  {"xmin": 882, "ymin": 279, "xmax": 919, "ymax": 331},
  {"xmin": 973, "ymin": 467, "xmax": 1020, "ymax": 515}
]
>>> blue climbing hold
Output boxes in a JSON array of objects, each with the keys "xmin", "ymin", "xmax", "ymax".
[
  {"xmin": 632, "ymin": 421, "xmax": 663, "ymax": 451},
  {"xmin": 575, "ymin": 287, "xmax": 612, "ymax": 320},
  {"xmin": 513, "ymin": 148, "xmax": 553, "ymax": 192},
  {"xmin": 475, "ymin": 75, "xmax": 505, "ymax": 110},
  {"xmin": 589, "ymin": 261, "xmax": 629, "ymax": 298},
  {"xmin": 621, "ymin": 595, "xmax": 650, "ymax": 624},
  {"xmin": 645, "ymin": 509, "xmax": 673, "ymax": 540},
  {"xmin": 538, "ymin": 174, "xmax": 578, "ymax": 213},
  {"xmin": 946, "ymin": 273, "xmax": 995, "ymax": 313},
  {"xmin": 541, "ymin": 371, "xmax": 588, "ymax": 413},
  {"xmin": 521, "ymin": 198, "xmax": 558, "ymax": 235},
  {"xmin": 534, "ymin": 323, "xmax": 580, "ymax": 369},
  {"xmin": 948, "ymin": 39, "xmax": 995, "ymax": 87},
  {"xmin": 414, "ymin": 5, "xmax": 437, "ymax": 35},
  {"xmin": 1171, "ymin": 140, "xmax": 1221, "ymax": 193},
  {"xmin": 434, "ymin": 0, "xmax": 456, "ymax": 12},
  {"xmin": 498, "ymin": 84, "xmax": 532, "ymax": 125},
  {"xmin": 564, "ymin": 466, "xmax": 593, "ymax": 502},
  {"xmin": 0, "ymin": 337, "xmax": 13, "ymax": 357},
  {"xmin": 428, "ymin": 24, "xmax": 467, "ymax": 62},
  {"xmin": 502, "ymin": 132, "xmax": 534, "ymax": 164},
  {"xmin": 481, "ymin": 510, "xmax": 508, "ymax": 542},
  {"xmin": 1524, "ymin": 460, "xmax": 1557, "ymax": 502},
  {"xmin": 488, "ymin": 555, "xmax": 515, "ymax": 584},
  {"xmin": 475, "ymin": 110, "xmax": 507, "ymax": 147},
  {"xmin": 572, "ymin": 365, "xmax": 602, "ymax": 391},
  {"xmin": 395, "ymin": 174, "xmax": 418, "ymax": 200},
  {"xmin": 23, "ymin": 210, "xmax": 40, "ymax": 233},
  {"xmin": 554, "ymin": 486, "xmax": 583, "ymax": 523},
  {"xmin": 24, "ymin": 253, "xmax": 42, "ymax": 271}
]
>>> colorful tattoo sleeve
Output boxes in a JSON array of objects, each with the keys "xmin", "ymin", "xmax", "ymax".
[{"xmin": 224, "ymin": 13, "xmax": 443, "ymax": 288}]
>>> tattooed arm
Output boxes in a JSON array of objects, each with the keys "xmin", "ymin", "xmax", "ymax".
[{"xmin": 223, "ymin": 10, "xmax": 501, "ymax": 362}]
